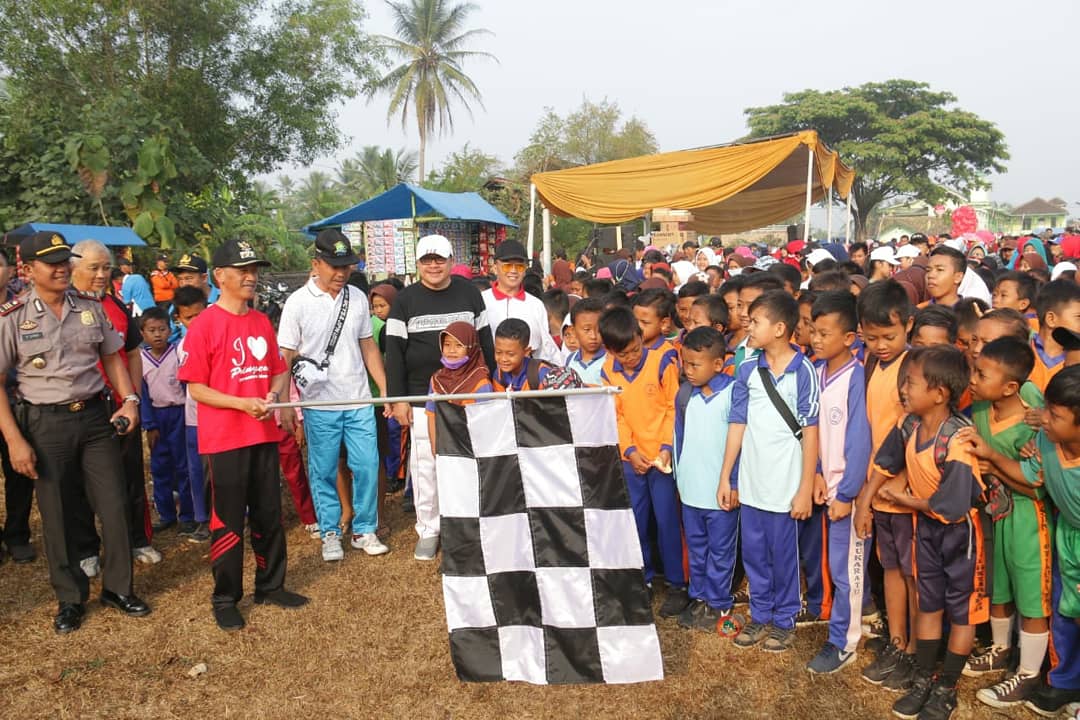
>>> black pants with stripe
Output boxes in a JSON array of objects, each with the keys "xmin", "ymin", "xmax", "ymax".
[{"xmin": 207, "ymin": 442, "xmax": 287, "ymax": 609}]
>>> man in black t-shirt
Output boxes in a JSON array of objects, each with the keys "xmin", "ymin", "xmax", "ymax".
[{"xmin": 385, "ymin": 234, "xmax": 494, "ymax": 561}]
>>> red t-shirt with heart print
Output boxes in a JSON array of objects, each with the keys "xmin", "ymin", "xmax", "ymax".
[{"xmin": 176, "ymin": 304, "xmax": 287, "ymax": 454}]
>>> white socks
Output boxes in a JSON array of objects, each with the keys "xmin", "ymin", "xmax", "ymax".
[
  {"xmin": 990, "ymin": 614, "xmax": 1015, "ymax": 648},
  {"xmin": 1018, "ymin": 629, "xmax": 1049, "ymax": 676}
]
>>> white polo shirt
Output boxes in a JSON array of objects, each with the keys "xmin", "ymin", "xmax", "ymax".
[
  {"xmin": 481, "ymin": 284, "xmax": 560, "ymax": 362},
  {"xmin": 278, "ymin": 278, "xmax": 373, "ymax": 410}
]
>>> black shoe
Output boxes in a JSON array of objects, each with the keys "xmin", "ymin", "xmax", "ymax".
[
  {"xmin": 100, "ymin": 590, "xmax": 152, "ymax": 617},
  {"xmin": 865, "ymin": 634, "xmax": 887, "ymax": 654},
  {"xmin": 401, "ymin": 495, "xmax": 415, "ymax": 514},
  {"xmin": 1024, "ymin": 682, "xmax": 1080, "ymax": 717},
  {"xmin": 151, "ymin": 519, "xmax": 176, "ymax": 532},
  {"xmin": 677, "ymin": 599, "xmax": 706, "ymax": 629},
  {"xmin": 882, "ymin": 652, "xmax": 917, "ymax": 692},
  {"xmin": 177, "ymin": 521, "xmax": 198, "ymax": 536},
  {"xmin": 862, "ymin": 641, "xmax": 901, "ymax": 685},
  {"xmin": 7, "ymin": 543, "xmax": 35, "ymax": 564},
  {"xmin": 386, "ymin": 477, "xmax": 405, "ymax": 494},
  {"xmin": 658, "ymin": 586, "xmax": 690, "ymax": 618},
  {"xmin": 891, "ymin": 671, "xmax": 934, "ymax": 720},
  {"xmin": 253, "ymin": 589, "xmax": 309, "ymax": 608},
  {"xmin": 187, "ymin": 523, "xmax": 211, "ymax": 543},
  {"xmin": 54, "ymin": 602, "xmax": 85, "ymax": 634},
  {"xmin": 214, "ymin": 604, "xmax": 245, "ymax": 631},
  {"xmin": 918, "ymin": 682, "xmax": 957, "ymax": 720}
]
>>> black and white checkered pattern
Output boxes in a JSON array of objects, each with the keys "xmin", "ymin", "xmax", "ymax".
[{"xmin": 435, "ymin": 393, "xmax": 663, "ymax": 685}]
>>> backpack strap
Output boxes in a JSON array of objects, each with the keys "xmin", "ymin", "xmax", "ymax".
[
  {"xmin": 863, "ymin": 354, "xmax": 879, "ymax": 390},
  {"xmin": 935, "ymin": 413, "xmax": 975, "ymax": 472},
  {"xmin": 675, "ymin": 382, "xmax": 694, "ymax": 423},
  {"xmin": 526, "ymin": 358, "xmax": 552, "ymax": 390}
]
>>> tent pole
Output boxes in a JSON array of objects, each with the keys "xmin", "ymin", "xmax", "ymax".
[
  {"xmin": 803, "ymin": 147, "xmax": 813, "ymax": 242},
  {"xmin": 826, "ymin": 186, "xmax": 833, "ymax": 242},
  {"xmin": 542, "ymin": 206, "xmax": 552, "ymax": 276},
  {"xmin": 527, "ymin": 183, "xmax": 537, "ymax": 260},
  {"xmin": 845, "ymin": 192, "xmax": 853, "ymax": 243}
]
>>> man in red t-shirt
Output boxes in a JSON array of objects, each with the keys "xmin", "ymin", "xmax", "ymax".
[{"xmin": 177, "ymin": 239, "xmax": 307, "ymax": 631}]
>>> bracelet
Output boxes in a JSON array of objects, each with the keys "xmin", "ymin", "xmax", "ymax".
[{"xmin": 122, "ymin": 394, "xmax": 140, "ymax": 405}]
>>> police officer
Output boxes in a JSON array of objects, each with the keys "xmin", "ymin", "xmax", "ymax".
[{"xmin": 0, "ymin": 232, "xmax": 149, "ymax": 633}]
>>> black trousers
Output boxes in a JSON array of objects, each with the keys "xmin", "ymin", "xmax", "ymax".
[
  {"xmin": 70, "ymin": 429, "xmax": 151, "ymax": 559},
  {"xmin": 0, "ymin": 432, "xmax": 34, "ymax": 548},
  {"xmin": 207, "ymin": 442, "xmax": 286, "ymax": 609},
  {"xmin": 21, "ymin": 400, "xmax": 133, "ymax": 604}
]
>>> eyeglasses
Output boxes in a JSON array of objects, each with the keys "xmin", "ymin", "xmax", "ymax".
[
  {"xmin": 499, "ymin": 261, "xmax": 527, "ymax": 272},
  {"xmin": 418, "ymin": 256, "xmax": 448, "ymax": 266}
]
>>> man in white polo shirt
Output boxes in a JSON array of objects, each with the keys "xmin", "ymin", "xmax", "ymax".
[
  {"xmin": 278, "ymin": 229, "xmax": 390, "ymax": 561},
  {"xmin": 481, "ymin": 240, "xmax": 559, "ymax": 363}
]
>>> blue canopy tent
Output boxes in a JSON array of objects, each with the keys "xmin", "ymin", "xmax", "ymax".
[
  {"xmin": 302, "ymin": 183, "xmax": 516, "ymax": 235},
  {"xmin": 3, "ymin": 222, "xmax": 148, "ymax": 247}
]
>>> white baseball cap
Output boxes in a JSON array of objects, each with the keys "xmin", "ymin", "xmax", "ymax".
[
  {"xmin": 895, "ymin": 244, "xmax": 921, "ymax": 259},
  {"xmin": 804, "ymin": 248, "xmax": 835, "ymax": 267},
  {"xmin": 869, "ymin": 246, "xmax": 900, "ymax": 265},
  {"xmin": 416, "ymin": 234, "xmax": 452, "ymax": 259},
  {"xmin": 1052, "ymin": 261, "xmax": 1077, "ymax": 281}
]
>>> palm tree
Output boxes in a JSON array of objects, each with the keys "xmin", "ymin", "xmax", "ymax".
[
  {"xmin": 295, "ymin": 171, "xmax": 344, "ymax": 224},
  {"xmin": 358, "ymin": 145, "xmax": 419, "ymax": 194},
  {"xmin": 366, "ymin": 0, "xmax": 495, "ymax": 184}
]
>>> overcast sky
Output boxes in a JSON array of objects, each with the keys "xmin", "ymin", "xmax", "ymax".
[{"xmin": 291, "ymin": 0, "xmax": 1079, "ymax": 212}]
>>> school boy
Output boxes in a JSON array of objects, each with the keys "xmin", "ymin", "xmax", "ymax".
[
  {"xmin": 492, "ymin": 318, "xmax": 552, "ymax": 391},
  {"xmin": 805, "ymin": 291, "xmax": 872, "ymax": 674},
  {"xmin": 673, "ymin": 327, "xmax": 738, "ymax": 632},
  {"xmin": 854, "ymin": 280, "xmax": 920, "ymax": 690},
  {"xmin": 1029, "ymin": 280, "xmax": 1080, "ymax": 392},
  {"xmin": 719, "ymin": 290, "xmax": 819, "ymax": 652},
  {"xmin": 138, "ymin": 307, "xmax": 191, "ymax": 532},
  {"xmin": 726, "ymin": 274, "xmax": 784, "ymax": 374},
  {"xmin": 921, "ymin": 246, "xmax": 966, "ymax": 309},
  {"xmin": 676, "ymin": 280, "xmax": 709, "ymax": 330},
  {"xmin": 991, "ymin": 270, "xmax": 1039, "ymax": 331},
  {"xmin": 599, "ymin": 306, "xmax": 686, "ymax": 617},
  {"xmin": 968, "ymin": 366, "xmax": 1080, "ymax": 717},
  {"xmin": 173, "ymin": 286, "xmax": 212, "ymax": 542},
  {"xmin": 910, "ymin": 306, "xmax": 958, "ymax": 348},
  {"xmin": 565, "ymin": 297, "xmax": 606, "ymax": 386},
  {"xmin": 686, "ymin": 294, "xmax": 729, "ymax": 335},
  {"xmin": 959, "ymin": 338, "xmax": 1050, "ymax": 708},
  {"xmin": 632, "ymin": 288, "xmax": 677, "ymax": 353},
  {"xmin": 863, "ymin": 345, "xmax": 989, "ymax": 720}
]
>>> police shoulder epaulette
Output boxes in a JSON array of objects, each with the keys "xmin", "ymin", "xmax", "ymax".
[
  {"xmin": 0, "ymin": 299, "xmax": 24, "ymax": 317},
  {"xmin": 74, "ymin": 291, "xmax": 101, "ymax": 302}
]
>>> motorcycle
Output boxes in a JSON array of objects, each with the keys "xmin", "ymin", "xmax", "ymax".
[{"xmin": 256, "ymin": 280, "xmax": 291, "ymax": 328}]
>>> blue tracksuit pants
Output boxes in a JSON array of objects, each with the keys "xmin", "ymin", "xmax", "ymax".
[
  {"xmin": 683, "ymin": 504, "xmax": 739, "ymax": 611},
  {"xmin": 741, "ymin": 505, "xmax": 801, "ymax": 630},
  {"xmin": 185, "ymin": 425, "xmax": 209, "ymax": 523},
  {"xmin": 623, "ymin": 462, "xmax": 684, "ymax": 587},
  {"xmin": 148, "ymin": 405, "xmax": 190, "ymax": 523},
  {"xmin": 827, "ymin": 512, "xmax": 869, "ymax": 652}
]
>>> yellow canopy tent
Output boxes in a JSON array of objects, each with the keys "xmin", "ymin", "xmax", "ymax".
[{"xmin": 527, "ymin": 130, "xmax": 855, "ymax": 270}]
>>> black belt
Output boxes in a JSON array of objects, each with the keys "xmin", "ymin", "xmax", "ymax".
[{"xmin": 28, "ymin": 395, "xmax": 107, "ymax": 413}]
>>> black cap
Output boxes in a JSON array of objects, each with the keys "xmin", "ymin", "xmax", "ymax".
[
  {"xmin": 1053, "ymin": 326, "xmax": 1080, "ymax": 352},
  {"xmin": 314, "ymin": 229, "xmax": 361, "ymax": 267},
  {"xmin": 910, "ymin": 233, "xmax": 929, "ymax": 245},
  {"xmin": 171, "ymin": 253, "xmax": 208, "ymax": 274},
  {"xmin": 19, "ymin": 231, "xmax": 80, "ymax": 265},
  {"xmin": 494, "ymin": 239, "xmax": 528, "ymax": 262},
  {"xmin": 212, "ymin": 239, "xmax": 271, "ymax": 268}
]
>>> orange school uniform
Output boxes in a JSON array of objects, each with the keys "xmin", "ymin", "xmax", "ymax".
[{"xmin": 602, "ymin": 347, "xmax": 680, "ymax": 461}]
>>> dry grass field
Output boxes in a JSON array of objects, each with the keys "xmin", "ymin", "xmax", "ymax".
[{"xmin": 0, "ymin": 487, "xmax": 1028, "ymax": 720}]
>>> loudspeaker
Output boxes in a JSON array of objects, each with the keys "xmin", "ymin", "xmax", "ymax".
[{"xmin": 787, "ymin": 224, "xmax": 799, "ymax": 243}]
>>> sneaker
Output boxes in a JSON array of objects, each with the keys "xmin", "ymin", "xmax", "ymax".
[
  {"xmin": 731, "ymin": 585, "xmax": 750, "ymax": 606},
  {"xmin": 976, "ymin": 670, "xmax": 1040, "ymax": 708},
  {"xmin": 187, "ymin": 523, "xmax": 210, "ymax": 543},
  {"xmin": 413, "ymin": 536, "xmax": 439, "ymax": 561},
  {"xmin": 351, "ymin": 533, "xmax": 389, "ymax": 556},
  {"xmin": 177, "ymin": 521, "xmax": 198, "ymax": 537},
  {"xmin": 213, "ymin": 604, "xmax": 245, "ymax": 631},
  {"xmin": 865, "ymin": 634, "xmax": 888, "ymax": 655},
  {"xmin": 1024, "ymin": 684, "xmax": 1080, "ymax": 718},
  {"xmin": 963, "ymin": 643, "xmax": 1010, "ymax": 677},
  {"xmin": 8, "ymin": 543, "xmax": 36, "ymax": 564},
  {"xmin": 762, "ymin": 624, "xmax": 795, "ymax": 653},
  {"xmin": 733, "ymin": 620, "xmax": 769, "ymax": 649},
  {"xmin": 807, "ymin": 643, "xmax": 856, "ymax": 674},
  {"xmin": 151, "ymin": 519, "xmax": 176, "ymax": 532},
  {"xmin": 677, "ymin": 599, "xmax": 706, "ymax": 630},
  {"xmin": 79, "ymin": 555, "xmax": 100, "ymax": 578},
  {"xmin": 882, "ymin": 652, "xmax": 917, "ymax": 692},
  {"xmin": 795, "ymin": 607, "xmax": 826, "ymax": 625},
  {"xmin": 658, "ymin": 586, "xmax": 690, "ymax": 618},
  {"xmin": 321, "ymin": 532, "xmax": 344, "ymax": 562},
  {"xmin": 863, "ymin": 613, "xmax": 888, "ymax": 638},
  {"xmin": 132, "ymin": 545, "xmax": 162, "ymax": 564},
  {"xmin": 303, "ymin": 523, "xmax": 320, "ymax": 539},
  {"xmin": 917, "ymin": 681, "xmax": 958, "ymax": 720},
  {"xmin": 691, "ymin": 605, "xmax": 723, "ymax": 633},
  {"xmin": 862, "ymin": 641, "xmax": 901, "ymax": 685},
  {"xmin": 891, "ymin": 671, "xmax": 934, "ymax": 720}
]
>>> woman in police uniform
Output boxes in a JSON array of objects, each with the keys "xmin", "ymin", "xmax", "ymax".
[{"xmin": 0, "ymin": 232, "xmax": 149, "ymax": 633}]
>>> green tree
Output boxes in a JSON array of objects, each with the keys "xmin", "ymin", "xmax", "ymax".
[
  {"xmin": 0, "ymin": 0, "xmax": 379, "ymax": 242},
  {"xmin": 744, "ymin": 79, "xmax": 1009, "ymax": 238},
  {"xmin": 366, "ymin": 0, "xmax": 495, "ymax": 183},
  {"xmin": 426, "ymin": 142, "xmax": 501, "ymax": 192},
  {"xmin": 293, "ymin": 171, "xmax": 347, "ymax": 225}
]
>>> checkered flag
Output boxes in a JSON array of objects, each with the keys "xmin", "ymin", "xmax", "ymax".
[{"xmin": 435, "ymin": 393, "xmax": 664, "ymax": 685}]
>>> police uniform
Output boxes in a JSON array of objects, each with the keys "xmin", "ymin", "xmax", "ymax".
[{"xmin": 0, "ymin": 232, "xmax": 148, "ymax": 631}]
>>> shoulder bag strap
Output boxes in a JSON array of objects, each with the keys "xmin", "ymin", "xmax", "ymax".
[
  {"xmin": 319, "ymin": 287, "xmax": 351, "ymax": 368},
  {"xmin": 757, "ymin": 365, "xmax": 802, "ymax": 440}
]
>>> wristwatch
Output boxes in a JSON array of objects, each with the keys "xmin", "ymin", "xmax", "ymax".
[{"xmin": 122, "ymin": 394, "xmax": 141, "ymax": 406}]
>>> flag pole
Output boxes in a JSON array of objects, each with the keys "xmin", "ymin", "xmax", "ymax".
[
  {"xmin": 803, "ymin": 146, "xmax": 814, "ymax": 242},
  {"xmin": 267, "ymin": 385, "xmax": 621, "ymax": 410},
  {"xmin": 526, "ymin": 182, "xmax": 536, "ymax": 260}
]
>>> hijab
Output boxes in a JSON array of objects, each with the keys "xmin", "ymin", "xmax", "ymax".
[
  {"xmin": 552, "ymin": 258, "xmax": 574, "ymax": 291},
  {"xmin": 431, "ymin": 322, "xmax": 490, "ymax": 397},
  {"xmin": 611, "ymin": 258, "xmax": 641, "ymax": 292},
  {"xmin": 369, "ymin": 283, "xmax": 397, "ymax": 308}
]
